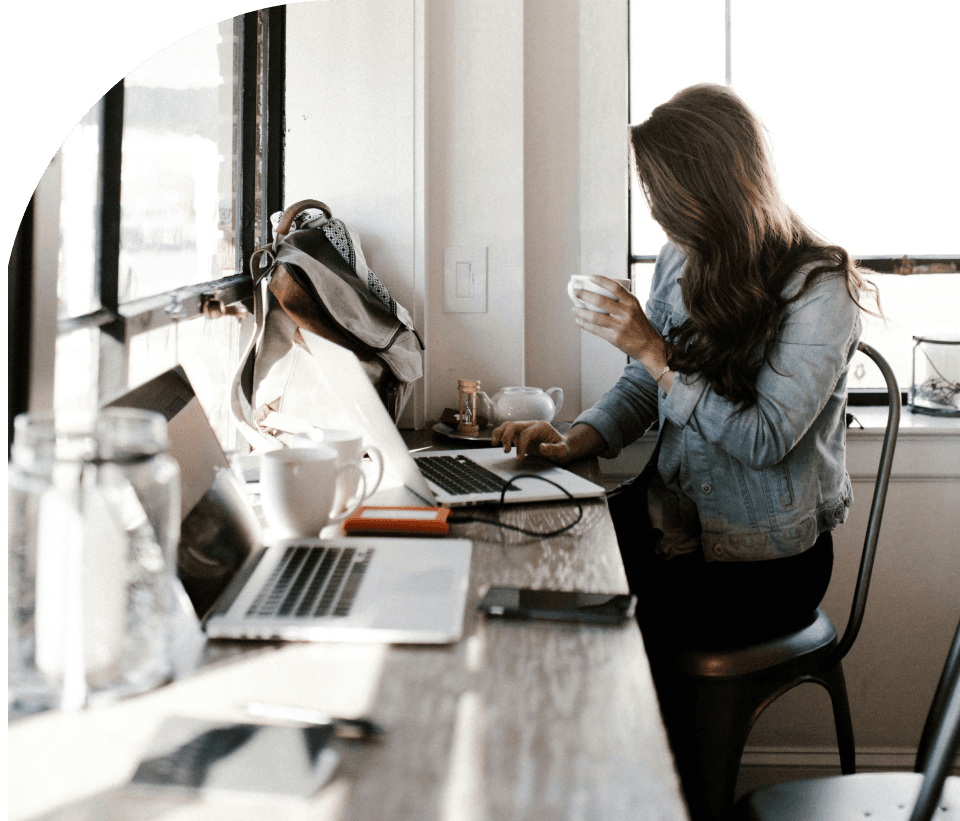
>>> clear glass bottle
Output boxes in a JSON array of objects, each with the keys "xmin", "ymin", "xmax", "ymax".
[{"xmin": 8, "ymin": 408, "xmax": 181, "ymax": 713}]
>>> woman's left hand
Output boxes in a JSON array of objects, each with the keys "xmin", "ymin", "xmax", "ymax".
[{"xmin": 573, "ymin": 275, "xmax": 665, "ymax": 365}]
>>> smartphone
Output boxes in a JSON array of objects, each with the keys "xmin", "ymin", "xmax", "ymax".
[{"xmin": 477, "ymin": 587, "xmax": 637, "ymax": 625}]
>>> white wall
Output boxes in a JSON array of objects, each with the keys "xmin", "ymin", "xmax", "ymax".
[
  {"xmin": 285, "ymin": 0, "xmax": 628, "ymax": 427},
  {"xmin": 425, "ymin": 0, "xmax": 527, "ymax": 418},
  {"xmin": 285, "ymin": 0, "xmax": 425, "ymax": 425}
]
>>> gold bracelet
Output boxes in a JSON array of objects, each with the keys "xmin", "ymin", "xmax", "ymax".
[{"xmin": 654, "ymin": 364, "xmax": 671, "ymax": 385}]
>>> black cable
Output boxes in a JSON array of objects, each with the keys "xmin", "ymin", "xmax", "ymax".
[{"xmin": 447, "ymin": 474, "xmax": 584, "ymax": 538}]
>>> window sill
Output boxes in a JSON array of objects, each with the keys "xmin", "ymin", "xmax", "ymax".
[{"xmin": 847, "ymin": 405, "xmax": 960, "ymax": 436}]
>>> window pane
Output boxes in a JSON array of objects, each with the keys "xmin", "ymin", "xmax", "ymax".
[
  {"xmin": 119, "ymin": 20, "xmax": 236, "ymax": 302},
  {"xmin": 853, "ymin": 273, "xmax": 960, "ymax": 393},
  {"xmin": 127, "ymin": 313, "xmax": 246, "ymax": 450},
  {"xmin": 732, "ymin": 0, "xmax": 959, "ymax": 256},
  {"xmin": 54, "ymin": 328, "xmax": 98, "ymax": 415},
  {"xmin": 629, "ymin": 0, "xmax": 726, "ymax": 256},
  {"xmin": 57, "ymin": 105, "xmax": 101, "ymax": 319}
]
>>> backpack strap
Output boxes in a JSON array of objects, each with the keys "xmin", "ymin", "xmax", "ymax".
[{"xmin": 228, "ymin": 246, "xmax": 283, "ymax": 451}]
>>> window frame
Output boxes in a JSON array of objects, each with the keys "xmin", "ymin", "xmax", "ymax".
[{"xmin": 8, "ymin": 8, "xmax": 286, "ymax": 450}]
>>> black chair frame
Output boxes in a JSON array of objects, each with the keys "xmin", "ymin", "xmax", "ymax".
[
  {"xmin": 732, "ymin": 613, "xmax": 960, "ymax": 821},
  {"xmin": 663, "ymin": 341, "xmax": 901, "ymax": 821}
]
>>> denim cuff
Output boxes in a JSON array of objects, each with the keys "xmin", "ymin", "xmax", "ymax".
[{"xmin": 571, "ymin": 407, "xmax": 623, "ymax": 459}]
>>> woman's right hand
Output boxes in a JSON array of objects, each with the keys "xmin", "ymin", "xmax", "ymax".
[{"xmin": 491, "ymin": 421, "xmax": 575, "ymax": 464}]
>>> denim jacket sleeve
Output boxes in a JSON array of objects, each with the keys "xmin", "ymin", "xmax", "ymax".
[
  {"xmin": 574, "ymin": 362, "xmax": 660, "ymax": 457},
  {"xmin": 661, "ymin": 267, "xmax": 861, "ymax": 470}
]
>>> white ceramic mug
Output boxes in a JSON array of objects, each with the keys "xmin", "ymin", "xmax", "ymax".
[
  {"xmin": 568, "ymin": 275, "xmax": 632, "ymax": 314},
  {"xmin": 260, "ymin": 445, "xmax": 365, "ymax": 539},
  {"xmin": 302, "ymin": 429, "xmax": 384, "ymax": 510}
]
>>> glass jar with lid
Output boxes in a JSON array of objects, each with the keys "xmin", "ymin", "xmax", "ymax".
[{"xmin": 8, "ymin": 408, "xmax": 180, "ymax": 712}]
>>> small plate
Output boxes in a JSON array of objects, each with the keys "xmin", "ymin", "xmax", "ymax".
[{"xmin": 432, "ymin": 422, "xmax": 496, "ymax": 442}]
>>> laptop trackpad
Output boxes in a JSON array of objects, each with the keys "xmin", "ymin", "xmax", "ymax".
[{"xmin": 386, "ymin": 565, "xmax": 460, "ymax": 598}]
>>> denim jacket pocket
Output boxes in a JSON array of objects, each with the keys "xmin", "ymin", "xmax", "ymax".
[{"xmin": 772, "ymin": 462, "xmax": 795, "ymax": 509}]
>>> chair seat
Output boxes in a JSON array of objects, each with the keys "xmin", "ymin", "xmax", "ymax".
[
  {"xmin": 734, "ymin": 773, "xmax": 960, "ymax": 821},
  {"xmin": 673, "ymin": 608, "xmax": 838, "ymax": 679}
]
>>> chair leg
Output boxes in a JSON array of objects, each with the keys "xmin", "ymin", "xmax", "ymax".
[
  {"xmin": 820, "ymin": 662, "xmax": 856, "ymax": 774},
  {"xmin": 661, "ymin": 677, "xmax": 760, "ymax": 821}
]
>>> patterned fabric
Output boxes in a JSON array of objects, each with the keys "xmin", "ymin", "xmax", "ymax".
[
  {"xmin": 322, "ymin": 219, "xmax": 356, "ymax": 272},
  {"xmin": 322, "ymin": 218, "xmax": 397, "ymax": 317},
  {"xmin": 366, "ymin": 271, "xmax": 397, "ymax": 316}
]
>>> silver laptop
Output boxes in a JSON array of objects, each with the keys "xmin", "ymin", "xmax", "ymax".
[
  {"xmin": 285, "ymin": 333, "xmax": 607, "ymax": 508},
  {"xmin": 108, "ymin": 367, "xmax": 472, "ymax": 645}
]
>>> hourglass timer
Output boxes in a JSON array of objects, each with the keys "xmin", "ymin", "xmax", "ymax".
[{"xmin": 457, "ymin": 380, "xmax": 481, "ymax": 437}]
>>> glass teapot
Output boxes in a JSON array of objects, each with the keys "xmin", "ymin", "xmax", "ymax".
[{"xmin": 477, "ymin": 386, "xmax": 564, "ymax": 425}]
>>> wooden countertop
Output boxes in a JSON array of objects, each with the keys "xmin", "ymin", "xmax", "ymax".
[{"xmin": 8, "ymin": 429, "xmax": 689, "ymax": 821}]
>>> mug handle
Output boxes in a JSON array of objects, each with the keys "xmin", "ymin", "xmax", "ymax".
[
  {"xmin": 329, "ymin": 462, "xmax": 366, "ymax": 524},
  {"xmin": 363, "ymin": 446, "xmax": 385, "ymax": 499}
]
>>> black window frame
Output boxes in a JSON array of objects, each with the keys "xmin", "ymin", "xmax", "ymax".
[{"xmin": 7, "ymin": 7, "xmax": 286, "ymax": 450}]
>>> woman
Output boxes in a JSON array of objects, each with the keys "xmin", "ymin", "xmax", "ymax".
[{"xmin": 492, "ymin": 83, "xmax": 877, "ymax": 652}]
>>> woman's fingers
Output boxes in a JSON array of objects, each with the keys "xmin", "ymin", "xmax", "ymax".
[
  {"xmin": 492, "ymin": 421, "xmax": 529, "ymax": 451},
  {"xmin": 590, "ymin": 274, "xmax": 630, "ymax": 296},
  {"xmin": 538, "ymin": 440, "xmax": 573, "ymax": 465},
  {"xmin": 516, "ymin": 424, "xmax": 547, "ymax": 460},
  {"xmin": 573, "ymin": 289, "xmax": 619, "ymax": 315},
  {"xmin": 492, "ymin": 421, "xmax": 563, "ymax": 461},
  {"xmin": 572, "ymin": 283, "xmax": 662, "ymax": 362}
]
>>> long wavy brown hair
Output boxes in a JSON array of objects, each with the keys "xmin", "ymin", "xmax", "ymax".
[{"xmin": 630, "ymin": 83, "xmax": 878, "ymax": 409}]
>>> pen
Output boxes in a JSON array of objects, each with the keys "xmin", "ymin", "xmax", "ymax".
[{"xmin": 243, "ymin": 701, "xmax": 386, "ymax": 740}]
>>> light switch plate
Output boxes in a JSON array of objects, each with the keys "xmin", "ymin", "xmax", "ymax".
[{"xmin": 444, "ymin": 247, "xmax": 487, "ymax": 313}]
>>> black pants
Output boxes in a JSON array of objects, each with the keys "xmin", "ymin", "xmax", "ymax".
[
  {"xmin": 607, "ymin": 470, "xmax": 835, "ymax": 653},
  {"xmin": 609, "ymin": 472, "xmax": 835, "ymax": 819}
]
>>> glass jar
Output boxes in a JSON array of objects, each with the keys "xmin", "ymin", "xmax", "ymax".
[
  {"xmin": 8, "ymin": 408, "xmax": 181, "ymax": 712},
  {"xmin": 911, "ymin": 332, "xmax": 960, "ymax": 417}
]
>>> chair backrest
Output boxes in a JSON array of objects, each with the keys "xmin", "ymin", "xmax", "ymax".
[
  {"xmin": 831, "ymin": 341, "xmax": 900, "ymax": 664},
  {"xmin": 909, "ymin": 614, "xmax": 960, "ymax": 821}
]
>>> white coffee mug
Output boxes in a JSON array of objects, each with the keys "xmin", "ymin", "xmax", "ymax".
[
  {"xmin": 301, "ymin": 429, "xmax": 384, "ymax": 510},
  {"xmin": 568, "ymin": 275, "xmax": 632, "ymax": 314},
  {"xmin": 260, "ymin": 445, "xmax": 365, "ymax": 539}
]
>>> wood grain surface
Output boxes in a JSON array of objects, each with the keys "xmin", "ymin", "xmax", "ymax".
[{"xmin": 8, "ymin": 434, "xmax": 689, "ymax": 821}]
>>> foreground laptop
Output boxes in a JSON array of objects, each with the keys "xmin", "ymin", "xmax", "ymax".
[
  {"xmin": 275, "ymin": 333, "xmax": 607, "ymax": 508},
  {"xmin": 107, "ymin": 367, "xmax": 472, "ymax": 644}
]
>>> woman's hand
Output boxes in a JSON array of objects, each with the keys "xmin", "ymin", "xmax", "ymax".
[
  {"xmin": 573, "ymin": 275, "xmax": 666, "ymax": 368},
  {"xmin": 491, "ymin": 421, "xmax": 575, "ymax": 464}
]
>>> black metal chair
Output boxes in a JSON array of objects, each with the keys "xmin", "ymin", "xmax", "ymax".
[
  {"xmin": 661, "ymin": 341, "xmax": 901, "ymax": 821},
  {"xmin": 731, "ymin": 613, "xmax": 960, "ymax": 821}
]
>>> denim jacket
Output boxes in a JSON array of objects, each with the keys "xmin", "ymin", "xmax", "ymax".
[{"xmin": 575, "ymin": 242, "xmax": 861, "ymax": 562}]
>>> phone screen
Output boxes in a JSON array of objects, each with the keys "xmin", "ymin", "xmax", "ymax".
[{"xmin": 477, "ymin": 587, "xmax": 636, "ymax": 625}]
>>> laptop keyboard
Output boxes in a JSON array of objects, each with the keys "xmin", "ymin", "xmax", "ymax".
[
  {"xmin": 415, "ymin": 454, "xmax": 520, "ymax": 496},
  {"xmin": 246, "ymin": 545, "xmax": 373, "ymax": 619}
]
